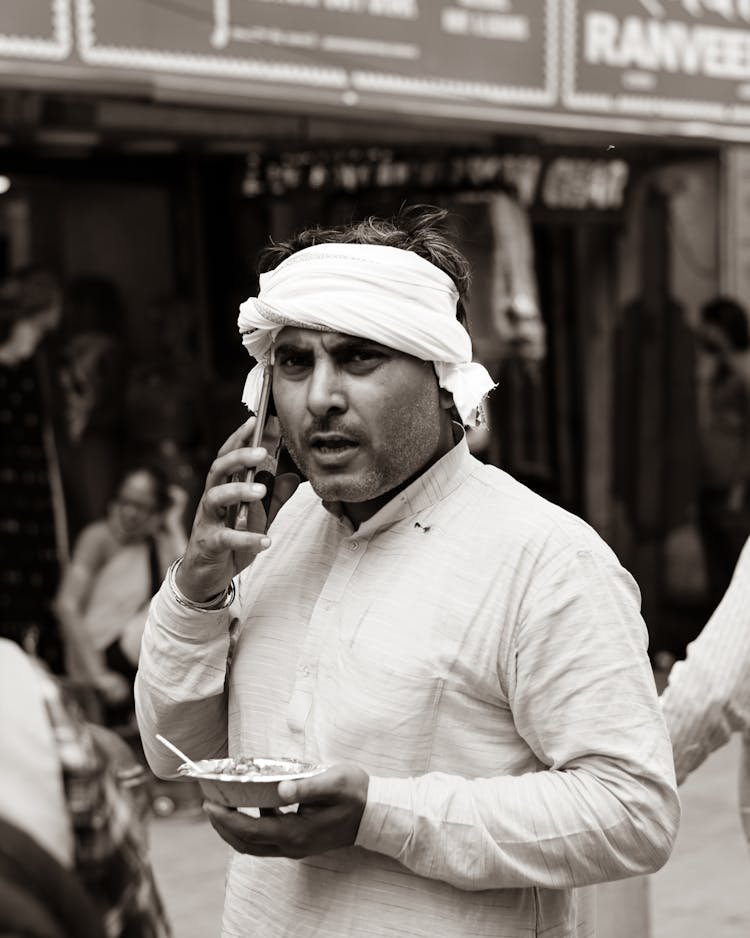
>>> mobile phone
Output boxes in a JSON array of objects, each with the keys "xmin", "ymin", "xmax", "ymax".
[{"xmin": 235, "ymin": 363, "xmax": 273, "ymax": 530}]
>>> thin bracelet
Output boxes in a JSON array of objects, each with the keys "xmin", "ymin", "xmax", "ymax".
[{"xmin": 167, "ymin": 557, "xmax": 236, "ymax": 612}]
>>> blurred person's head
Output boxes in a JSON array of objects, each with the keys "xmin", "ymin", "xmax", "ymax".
[
  {"xmin": 700, "ymin": 296, "xmax": 750, "ymax": 355},
  {"xmin": 109, "ymin": 464, "xmax": 171, "ymax": 540}
]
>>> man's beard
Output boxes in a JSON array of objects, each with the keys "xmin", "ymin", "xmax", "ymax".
[{"xmin": 279, "ymin": 429, "xmax": 385, "ymax": 503}]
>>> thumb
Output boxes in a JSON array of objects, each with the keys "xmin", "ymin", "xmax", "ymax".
[{"xmin": 277, "ymin": 769, "xmax": 334, "ymax": 805}]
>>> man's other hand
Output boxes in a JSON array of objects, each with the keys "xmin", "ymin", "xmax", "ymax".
[{"xmin": 202, "ymin": 764, "xmax": 369, "ymax": 859}]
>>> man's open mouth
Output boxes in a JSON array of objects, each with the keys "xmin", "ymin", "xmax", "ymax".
[
  {"xmin": 309, "ymin": 434, "xmax": 359, "ymax": 455},
  {"xmin": 309, "ymin": 433, "xmax": 359, "ymax": 458}
]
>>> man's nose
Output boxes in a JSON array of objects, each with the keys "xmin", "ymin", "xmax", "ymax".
[{"xmin": 306, "ymin": 361, "xmax": 346, "ymax": 416}]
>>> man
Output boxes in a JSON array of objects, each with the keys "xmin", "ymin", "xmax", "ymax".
[{"xmin": 135, "ymin": 205, "xmax": 679, "ymax": 937}]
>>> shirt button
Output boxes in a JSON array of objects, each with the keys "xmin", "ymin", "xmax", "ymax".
[
  {"xmin": 348, "ymin": 541, "xmax": 359, "ymax": 551},
  {"xmin": 299, "ymin": 664, "xmax": 310, "ymax": 677}
]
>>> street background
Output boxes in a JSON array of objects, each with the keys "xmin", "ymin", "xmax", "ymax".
[{"xmin": 4, "ymin": 4, "xmax": 750, "ymax": 937}]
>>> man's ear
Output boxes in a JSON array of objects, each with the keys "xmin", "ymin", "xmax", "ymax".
[{"xmin": 438, "ymin": 387, "xmax": 455, "ymax": 411}]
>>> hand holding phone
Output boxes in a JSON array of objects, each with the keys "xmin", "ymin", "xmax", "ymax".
[{"xmin": 175, "ymin": 368, "xmax": 299, "ymax": 604}]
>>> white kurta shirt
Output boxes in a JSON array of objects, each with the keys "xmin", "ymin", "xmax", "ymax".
[
  {"xmin": 662, "ymin": 535, "xmax": 750, "ymax": 846},
  {"xmin": 136, "ymin": 439, "xmax": 678, "ymax": 938}
]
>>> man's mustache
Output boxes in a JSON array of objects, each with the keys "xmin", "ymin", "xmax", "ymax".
[{"xmin": 280, "ymin": 417, "xmax": 363, "ymax": 445}]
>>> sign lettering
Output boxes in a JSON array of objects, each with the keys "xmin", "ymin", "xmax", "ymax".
[
  {"xmin": 541, "ymin": 157, "xmax": 629, "ymax": 210},
  {"xmin": 241, "ymin": 148, "xmax": 630, "ymax": 212},
  {"xmin": 585, "ymin": 12, "xmax": 750, "ymax": 79},
  {"xmin": 566, "ymin": 0, "xmax": 750, "ymax": 122}
]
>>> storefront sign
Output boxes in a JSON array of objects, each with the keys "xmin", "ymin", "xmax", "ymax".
[
  {"xmin": 0, "ymin": 0, "xmax": 71, "ymax": 60},
  {"xmin": 565, "ymin": 0, "xmax": 750, "ymax": 123},
  {"xmin": 2, "ymin": 1, "xmax": 750, "ymax": 140},
  {"xmin": 242, "ymin": 148, "xmax": 631, "ymax": 212},
  {"xmin": 75, "ymin": 0, "xmax": 556, "ymax": 108}
]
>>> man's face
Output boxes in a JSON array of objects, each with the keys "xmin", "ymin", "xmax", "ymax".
[{"xmin": 271, "ymin": 327, "xmax": 454, "ymax": 519}]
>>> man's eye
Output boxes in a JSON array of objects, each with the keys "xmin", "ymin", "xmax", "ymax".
[
  {"xmin": 277, "ymin": 354, "xmax": 310, "ymax": 372},
  {"xmin": 346, "ymin": 350, "xmax": 384, "ymax": 368}
]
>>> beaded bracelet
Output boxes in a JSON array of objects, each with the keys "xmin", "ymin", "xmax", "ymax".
[{"xmin": 166, "ymin": 557, "xmax": 236, "ymax": 612}]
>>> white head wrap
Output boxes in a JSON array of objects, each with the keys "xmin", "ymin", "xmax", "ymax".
[{"xmin": 237, "ymin": 242, "xmax": 496, "ymax": 427}]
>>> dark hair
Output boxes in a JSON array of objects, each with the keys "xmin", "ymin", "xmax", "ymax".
[
  {"xmin": 702, "ymin": 296, "xmax": 750, "ymax": 351},
  {"xmin": 257, "ymin": 204, "xmax": 472, "ymax": 331},
  {"xmin": 117, "ymin": 463, "xmax": 171, "ymax": 512}
]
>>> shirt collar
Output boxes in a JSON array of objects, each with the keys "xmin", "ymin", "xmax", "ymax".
[{"xmin": 322, "ymin": 430, "xmax": 475, "ymax": 538}]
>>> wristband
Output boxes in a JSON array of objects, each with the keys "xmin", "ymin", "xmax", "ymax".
[{"xmin": 166, "ymin": 557, "xmax": 236, "ymax": 612}]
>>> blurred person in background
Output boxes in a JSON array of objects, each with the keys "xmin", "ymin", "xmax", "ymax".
[
  {"xmin": 54, "ymin": 464, "xmax": 186, "ymax": 728},
  {"xmin": 136, "ymin": 205, "xmax": 678, "ymax": 938},
  {"xmin": 696, "ymin": 296, "xmax": 750, "ymax": 613},
  {"xmin": 56, "ymin": 275, "xmax": 128, "ymax": 541},
  {"xmin": 0, "ymin": 267, "xmax": 66, "ymax": 670},
  {"xmin": 661, "ymin": 534, "xmax": 750, "ymax": 849},
  {"xmin": 0, "ymin": 637, "xmax": 171, "ymax": 937},
  {"xmin": 125, "ymin": 295, "xmax": 213, "ymax": 528},
  {"xmin": 55, "ymin": 465, "xmax": 200, "ymax": 817}
]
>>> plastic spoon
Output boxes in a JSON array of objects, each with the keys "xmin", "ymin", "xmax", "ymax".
[{"xmin": 155, "ymin": 733, "xmax": 202, "ymax": 773}]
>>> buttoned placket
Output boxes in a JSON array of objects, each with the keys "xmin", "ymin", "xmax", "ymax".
[
  {"xmin": 286, "ymin": 532, "xmax": 367, "ymax": 738},
  {"xmin": 282, "ymin": 439, "xmax": 470, "ymax": 749}
]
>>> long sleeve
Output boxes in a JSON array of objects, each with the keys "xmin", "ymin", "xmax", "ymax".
[
  {"xmin": 661, "ymin": 537, "xmax": 750, "ymax": 785},
  {"xmin": 134, "ymin": 581, "xmax": 234, "ymax": 778},
  {"xmin": 356, "ymin": 547, "xmax": 680, "ymax": 891}
]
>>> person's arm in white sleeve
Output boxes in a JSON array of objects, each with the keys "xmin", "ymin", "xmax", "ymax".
[
  {"xmin": 355, "ymin": 545, "xmax": 680, "ymax": 890},
  {"xmin": 134, "ymin": 579, "xmax": 235, "ymax": 778},
  {"xmin": 661, "ymin": 536, "xmax": 750, "ymax": 785},
  {"xmin": 135, "ymin": 416, "xmax": 300, "ymax": 779}
]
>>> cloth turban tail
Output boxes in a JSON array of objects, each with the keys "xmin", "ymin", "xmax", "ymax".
[{"xmin": 237, "ymin": 243, "xmax": 496, "ymax": 427}]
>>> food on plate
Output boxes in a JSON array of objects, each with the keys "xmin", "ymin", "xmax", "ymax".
[
  {"xmin": 176, "ymin": 756, "xmax": 328, "ymax": 805},
  {"xmin": 178, "ymin": 756, "xmax": 325, "ymax": 781}
]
